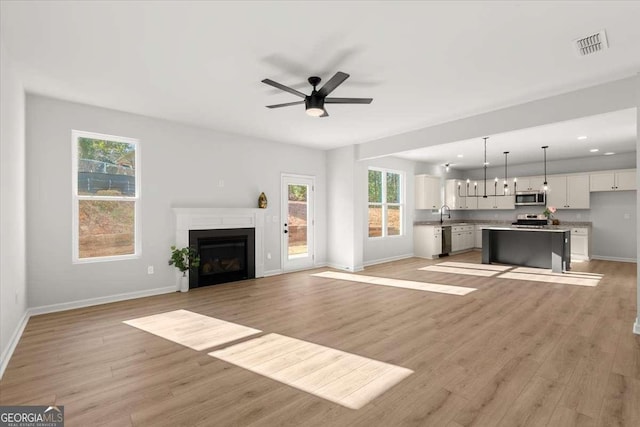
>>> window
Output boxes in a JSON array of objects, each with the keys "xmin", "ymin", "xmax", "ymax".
[
  {"xmin": 72, "ymin": 130, "xmax": 140, "ymax": 262},
  {"xmin": 368, "ymin": 168, "xmax": 403, "ymax": 238}
]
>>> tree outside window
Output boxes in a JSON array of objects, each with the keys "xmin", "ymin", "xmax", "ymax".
[
  {"xmin": 73, "ymin": 130, "xmax": 140, "ymax": 262},
  {"xmin": 368, "ymin": 168, "xmax": 403, "ymax": 238}
]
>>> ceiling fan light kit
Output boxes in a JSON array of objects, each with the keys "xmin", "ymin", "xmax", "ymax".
[{"xmin": 262, "ymin": 71, "xmax": 373, "ymax": 118}]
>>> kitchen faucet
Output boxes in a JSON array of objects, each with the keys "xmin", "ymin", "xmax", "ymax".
[{"xmin": 440, "ymin": 204, "xmax": 451, "ymax": 224}]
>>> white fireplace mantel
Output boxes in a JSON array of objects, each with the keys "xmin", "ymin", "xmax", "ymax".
[{"xmin": 172, "ymin": 207, "xmax": 265, "ymax": 285}]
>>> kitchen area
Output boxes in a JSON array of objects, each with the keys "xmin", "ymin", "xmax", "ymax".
[{"xmin": 413, "ymin": 167, "xmax": 635, "ymax": 269}]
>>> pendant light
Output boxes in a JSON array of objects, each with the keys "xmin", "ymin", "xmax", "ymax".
[
  {"xmin": 541, "ymin": 145, "xmax": 549, "ymax": 191},
  {"xmin": 503, "ymin": 151, "xmax": 510, "ymax": 195},
  {"xmin": 459, "ymin": 136, "xmax": 511, "ymax": 198}
]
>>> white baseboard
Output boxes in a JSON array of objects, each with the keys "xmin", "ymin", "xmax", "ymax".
[
  {"xmin": 0, "ymin": 310, "xmax": 30, "ymax": 380},
  {"xmin": 263, "ymin": 269, "xmax": 282, "ymax": 277},
  {"xmin": 363, "ymin": 253, "xmax": 414, "ymax": 267},
  {"xmin": 590, "ymin": 255, "xmax": 637, "ymax": 263},
  {"xmin": 29, "ymin": 286, "xmax": 176, "ymax": 316},
  {"xmin": 634, "ymin": 318, "xmax": 640, "ymax": 336},
  {"xmin": 326, "ymin": 263, "xmax": 364, "ymax": 272}
]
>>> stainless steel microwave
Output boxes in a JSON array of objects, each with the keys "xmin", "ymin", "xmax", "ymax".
[{"xmin": 515, "ymin": 191, "xmax": 546, "ymax": 206}]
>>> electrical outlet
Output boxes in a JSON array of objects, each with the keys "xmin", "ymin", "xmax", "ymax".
[
  {"xmin": 267, "ymin": 252, "xmax": 271, "ymax": 260},
  {"xmin": 147, "ymin": 266, "xmax": 154, "ymax": 274},
  {"xmin": 218, "ymin": 179, "xmax": 224, "ymax": 188}
]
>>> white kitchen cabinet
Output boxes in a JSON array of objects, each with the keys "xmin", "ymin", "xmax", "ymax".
[
  {"xmin": 590, "ymin": 169, "xmax": 636, "ymax": 192},
  {"xmin": 451, "ymin": 225, "xmax": 474, "ymax": 252},
  {"xmin": 570, "ymin": 228, "xmax": 589, "ymax": 261},
  {"xmin": 546, "ymin": 174, "xmax": 589, "ymax": 209},
  {"xmin": 515, "ymin": 176, "xmax": 545, "ymax": 192},
  {"xmin": 414, "ymin": 225, "xmax": 442, "ymax": 259},
  {"xmin": 415, "ymin": 175, "xmax": 441, "ymax": 210},
  {"xmin": 476, "ymin": 194, "xmax": 515, "ymax": 210},
  {"xmin": 445, "ymin": 180, "xmax": 477, "ymax": 210},
  {"xmin": 475, "ymin": 224, "xmax": 492, "ymax": 248}
]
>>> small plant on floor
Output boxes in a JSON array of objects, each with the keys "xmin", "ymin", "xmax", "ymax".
[{"xmin": 169, "ymin": 246, "xmax": 200, "ymax": 276}]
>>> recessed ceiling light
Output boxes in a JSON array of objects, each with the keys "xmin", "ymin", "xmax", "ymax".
[
  {"xmin": 589, "ymin": 148, "xmax": 599, "ymax": 152},
  {"xmin": 604, "ymin": 152, "xmax": 615, "ymax": 155},
  {"xmin": 577, "ymin": 136, "xmax": 588, "ymax": 140},
  {"xmin": 457, "ymin": 154, "xmax": 463, "ymax": 158}
]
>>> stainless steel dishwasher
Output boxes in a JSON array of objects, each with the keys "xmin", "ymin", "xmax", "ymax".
[{"xmin": 441, "ymin": 225, "xmax": 452, "ymax": 255}]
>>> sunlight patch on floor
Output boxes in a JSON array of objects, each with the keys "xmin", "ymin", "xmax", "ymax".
[
  {"xmin": 497, "ymin": 271, "xmax": 601, "ymax": 287},
  {"xmin": 123, "ymin": 309, "xmax": 262, "ymax": 350},
  {"xmin": 435, "ymin": 261, "xmax": 513, "ymax": 271},
  {"xmin": 419, "ymin": 265, "xmax": 500, "ymax": 276},
  {"xmin": 209, "ymin": 333, "xmax": 413, "ymax": 409},
  {"xmin": 311, "ymin": 271, "xmax": 476, "ymax": 295}
]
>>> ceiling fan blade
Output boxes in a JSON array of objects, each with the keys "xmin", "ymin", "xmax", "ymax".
[
  {"xmin": 325, "ymin": 97, "xmax": 373, "ymax": 104},
  {"xmin": 261, "ymin": 79, "xmax": 307, "ymax": 98},
  {"xmin": 320, "ymin": 109, "xmax": 329, "ymax": 117},
  {"xmin": 266, "ymin": 101, "xmax": 305, "ymax": 109},
  {"xmin": 317, "ymin": 72, "xmax": 349, "ymax": 97}
]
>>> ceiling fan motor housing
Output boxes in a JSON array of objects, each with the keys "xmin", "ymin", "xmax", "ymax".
[{"xmin": 305, "ymin": 95, "xmax": 325, "ymax": 111}]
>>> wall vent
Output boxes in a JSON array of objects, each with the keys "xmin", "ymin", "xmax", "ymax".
[{"xmin": 574, "ymin": 30, "xmax": 608, "ymax": 56}]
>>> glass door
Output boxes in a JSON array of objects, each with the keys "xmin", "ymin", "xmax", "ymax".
[{"xmin": 281, "ymin": 175, "xmax": 315, "ymax": 271}]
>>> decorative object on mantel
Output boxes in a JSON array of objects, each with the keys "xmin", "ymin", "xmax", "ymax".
[
  {"xmin": 543, "ymin": 206, "xmax": 559, "ymax": 225},
  {"xmin": 169, "ymin": 245, "xmax": 200, "ymax": 292},
  {"xmin": 258, "ymin": 192, "xmax": 268, "ymax": 209}
]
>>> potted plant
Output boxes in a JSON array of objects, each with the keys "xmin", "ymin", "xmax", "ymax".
[
  {"xmin": 543, "ymin": 206, "xmax": 559, "ymax": 225},
  {"xmin": 169, "ymin": 245, "xmax": 200, "ymax": 292}
]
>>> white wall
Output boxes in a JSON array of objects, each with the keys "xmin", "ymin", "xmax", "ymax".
[
  {"xmin": 327, "ymin": 146, "xmax": 362, "ymax": 271},
  {"xmin": 25, "ymin": 95, "xmax": 327, "ymax": 308},
  {"xmin": 0, "ymin": 42, "xmax": 27, "ymax": 371},
  {"xmin": 636, "ymin": 73, "xmax": 640, "ymax": 335},
  {"xmin": 362, "ymin": 156, "xmax": 416, "ymax": 265}
]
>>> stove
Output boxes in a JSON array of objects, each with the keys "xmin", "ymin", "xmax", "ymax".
[{"xmin": 512, "ymin": 213, "xmax": 549, "ymax": 228}]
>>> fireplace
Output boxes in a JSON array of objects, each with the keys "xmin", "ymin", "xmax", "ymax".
[{"xmin": 189, "ymin": 228, "xmax": 255, "ymax": 288}]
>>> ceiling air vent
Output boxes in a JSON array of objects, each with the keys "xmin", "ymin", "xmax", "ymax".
[{"xmin": 574, "ymin": 30, "xmax": 608, "ymax": 56}]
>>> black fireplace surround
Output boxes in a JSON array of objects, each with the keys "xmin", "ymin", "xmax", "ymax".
[{"xmin": 189, "ymin": 228, "xmax": 255, "ymax": 288}]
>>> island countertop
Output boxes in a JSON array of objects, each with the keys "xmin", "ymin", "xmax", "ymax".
[{"xmin": 484, "ymin": 226, "xmax": 571, "ymax": 233}]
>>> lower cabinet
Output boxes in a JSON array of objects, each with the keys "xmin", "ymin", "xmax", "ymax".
[
  {"xmin": 570, "ymin": 228, "xmax": 590, "ymax": 261},
  {"xmin": 475, "ymin": 224, "xmax": 491, "ymax": 248},
  {"xmin": 414, "ymin": 225, "xmax": 442, "ymax": 259},
  {"xmin": 452, "ymin": 225, "xmax": 474, "ymax": 252}
]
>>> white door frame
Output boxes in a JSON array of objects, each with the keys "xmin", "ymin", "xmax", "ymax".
[{"xmin": 281, "ymin": 173, "xmax": 315, "ymax": 272}]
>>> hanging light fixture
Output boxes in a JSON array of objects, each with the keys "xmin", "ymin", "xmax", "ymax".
[
  {"xmin": 503, "ymin": 151, "xmax": 510, "ymax": 195},
  {"xmin": 444, "ymin": 163, "xmax": 450, "ymax": 173},
  {"xmin": 541, "ymin": 145, "xmax": 549, "ymax": 191},
  {"xmin": 460, "ymin": 137, "xmax": 511, "ymax": 198}
]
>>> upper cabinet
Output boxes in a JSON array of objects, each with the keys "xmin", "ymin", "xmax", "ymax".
[
  {"xmin": 590, "ymin": 169, "xmax": 636, "ymax": 192},
  {"xmin": 415, "ymin": 175, "xmax": 441, "ymax": 209},
  {"xmin": 546, "ymin": 174, "xmax": 590, "ymax": 209},
  {"xmin": 515, "ymin": 176, "xmax": 545, "ymax": 192},
  {"xmin": 445, "ymin": 179, "xmax": 478, "ymax": 210}
]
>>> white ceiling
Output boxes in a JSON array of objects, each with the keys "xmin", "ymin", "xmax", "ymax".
[
  {"xmin": 1, "ymin": 1, "xmax": 639, "ymax": 152},
  {"xmin": 394, "ymin": 108, "xmax": 638, "ymax": 170}
]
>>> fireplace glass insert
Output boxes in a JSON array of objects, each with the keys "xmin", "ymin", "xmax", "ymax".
[{"xmin": 189, "ymin": 228, "xmax": 255, "ymax": 288}]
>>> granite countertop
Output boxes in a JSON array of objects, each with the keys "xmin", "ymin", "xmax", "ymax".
[
  {"xmin": 414, "ymin": 219, "xmax": 592, "ymax": 227},
  {"xmin": 484, "ymin": 226, "xmax": 571, "ymax": 233}
]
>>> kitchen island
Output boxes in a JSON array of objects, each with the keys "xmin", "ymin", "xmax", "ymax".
[{"xmin": 482, "ymin": 227, "xmax": 571, "ymax": 273}]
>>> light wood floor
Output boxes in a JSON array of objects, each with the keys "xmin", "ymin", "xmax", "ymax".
[{"xmin": 1, "ymin": 252, "xmax": 639, "ymax": 426}]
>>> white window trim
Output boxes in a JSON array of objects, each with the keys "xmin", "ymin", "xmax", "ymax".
[
  {"xmin": 368, "ymin": 167, "xmax": 405, "ymax": 239},
  {"xmin": 71, "ymin": 130, "xmax": 141, "ymax": 263}
]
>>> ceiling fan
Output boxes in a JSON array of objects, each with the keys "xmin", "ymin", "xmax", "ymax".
[{"xmin": 261, "ymin": 71, "xmax": 373, "ymax": 117}]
